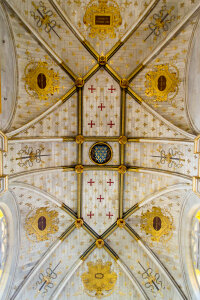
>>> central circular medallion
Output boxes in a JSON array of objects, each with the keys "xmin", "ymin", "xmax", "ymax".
[{"xmin": 89, "ymin": 142, "xmax": 112, "ymax": 165}]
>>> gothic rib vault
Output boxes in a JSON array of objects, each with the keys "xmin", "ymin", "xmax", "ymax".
[{"xmin": 1, "ymin": 0, "xmax": 200, "ymax": 299}]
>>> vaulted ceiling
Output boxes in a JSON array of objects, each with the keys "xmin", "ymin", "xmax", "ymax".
[{"xmin": 1, "ymin": 0, "xmax": 200, "ymax": 299}]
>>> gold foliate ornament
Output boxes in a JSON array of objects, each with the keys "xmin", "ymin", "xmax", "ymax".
[
  {"xmin": 98, "ymin": 55, "xmax": 107, "ymax": 65},
  {"xmin": 117, "ymin": 218, "xmax": 125, "ymax": 228},
  {"xmin": 25, "ymin": 207, "xmax": 59, "ymax": 242},
  {"xmin": 81, "ymin": 259, "xmax": 117, "ymax": 298},
  {"xmin": 145, "ymin": 64, "xmax": 179, "ymax": 105},
  {"xmin": 96, "ymin": 239, "xmax": 104, "ymax": 248},
  {"xmin": 120, "ymin": 79, "xmax": 129, "ymax": 89},
  {"xmin": 118, "ymin": 136, "xmax": 127, "ymax": 145},
  {"xmin": 75, "ymin": 165, "xmax": 84, "ymax": 173},
  {"xmin": 141, "ymin": 206, "xmax": 174, "ymax": 244},
  {"xmin": 24, "ymin": 61, "xmax": 60, "ymax": 101},
  {"xmin": 118, "ymin": 165, "xmax": 127, "ymax": 174},
  {"xmin": 76, "ymin": 135, "xmax": 85, "ymax": 144},
  {"xmin": 75, "ymin": 77, "xmax": 85, "ymax": 87},
  {"xmin": 83, "ymin": 0, "xmax": 122, "ymax": 40},
  {"xmin": 75, "ymin": 218, "xmax": 84, "ymax": 228}
]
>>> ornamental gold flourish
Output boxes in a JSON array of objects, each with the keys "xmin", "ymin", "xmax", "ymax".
[
  {"xmin": 145, "ymin": 64, "xmax": 179, "ymax": 105},
  {"xmin": 83, "ymin": 0, "xmax": 122, "ymax": 40},
  {"xmin": 25, "ymin": 207, "xmax": 59, "ymax": 242},
  {"xmin": 140, "ymin": 206, "xmax": 174, "ymax": 244},
  {"xmin": 24, "ymin": 60, "xmax": 60, "ymax": 101},
  {"xmin": 81, "ymin": 259, "xmax": 117, "ymax": 298}
]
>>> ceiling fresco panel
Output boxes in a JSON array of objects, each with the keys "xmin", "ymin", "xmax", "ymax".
[
  {"xmin": 3, "ymin": 141, "xmax": 77, "ymax": 175},
  {"xmin": 57, "ymin": 0, "xmax": 152, "ymax": 55},
  {"xmin": 109, "ymin": 0, "xmax": 198, "ymax": 78},
  {"xmin": 125, "ymin": 95, "xmax": 186, "ymax": 138},
  {"xmin": 0, "ymin": 4, "xmax": 17, "ymax": 132},
  {"xmin": 130, "ymin": 16, "xmax": 197, "ymax": 134},
  {"xmin": 82, "ymin": 171, "xmax": 119, "ymax": 235},
  {"xmin": 106, "ymin": 227, "xmax": 181, "ymax": 300},
  {"xmin": 124, "ymin": 172, "xmax": 186, "ymax": 211},
  {"xmin": 12, "ymin": 171, "xmax": 78, "ymax": 211},
  {"xmin": 14, "ymin": 93, "xmax": 77, "ymax": 138},
  {"xmin": 5, "ymin": 7, "xmax": 74, "ymax": 132},
  {"xmin": 125, "ymin": 141, "xmax": 198, "ymax": 177},
  {"xmin": 83, "ymin": 69, "xmax": 120, "ymax": 137},
  {"xmin": 6, "ymin": 0, "xmax": 95, "ymax": 76},
  {"xmin": 59, "ymin": 247, "xmax": 140, "ymax": 300},
  {"xmin": 126, "ymin": 188, "xmax": 190, "ymax": 296},
  {"xmin": 9, "ymin": 185, "xmax": 73, "ymax": 298},
  {"xmin": 18, "ymin": 228, "xmax": 93, "ymax": 299}
]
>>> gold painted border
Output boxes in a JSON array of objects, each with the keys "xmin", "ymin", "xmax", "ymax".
[{"xmin": 89, "ymin": 142, "xmax": 113, "ymax": 166}]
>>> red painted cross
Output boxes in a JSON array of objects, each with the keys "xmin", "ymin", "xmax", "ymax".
[
  {"xmin": 108, "ymin": 85, "xmax": 116, "ymax": 93},
  {"xmin": 87, "ymin": 211, "xmax": 94, "ymax": 219},
  {"xmin": 88, "ymin": 179, "xmax": 95, "ymax": 186},
  {"xmin": 88, "ymin": 120, "xmax": 95, "ymax": 128},
  {"xmin": 107, "ymin": 179, "xmax": 114, "ymax": 186},
  {"xmin": 106, "ymin": 212, "xmax": 114, "ymax": 219},
  {"xmin": 107, "ymin": 121, "xmax": 115, "ymax": 128},
  {"xmin": 98, "ymin": 103, "xmax": 105, "ymax": 111},
  {"xmin": 97, "ymin": 195, "xmax": 104, "ymax": 202},
  {"xmin": 88, "ymin": 85, "xmax": 96, "ymax": 93}
]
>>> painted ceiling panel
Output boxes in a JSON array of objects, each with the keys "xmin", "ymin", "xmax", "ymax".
[
  {"xmin": 125, "ymin": 141, "xmax": 198, "ymax": 177},
  {"xmin": 12, "ymin": 171, "xmax": 78, "ymax": 211},
  {"xmin": 0, "ymin": 5, "xmax": 17, "ymax": 132},
  {"xmin": 83, "ymin": 69, "xmax": 120, "ymax": 137},
  {"xmin": 3, "ymin": 141, "xmax": 77, "ymax": 175},
  {"xmin": 130, "ymin": 16, "xmax": 197, "ymax": 134},
  {"xmin": 6, "ymin": 7, "xmax": 74, "ymax": 132},
  {"xmin": 18, "ymin": 228, "xmax": 94, "ymax": 299},
  {"xmin": 126, "ymin": 189, "xmax": 190, "ymax": 296},
  {"xmin": 57, "ymin": 0, "xmax": 152, "ymax": 55},
  {"xmin": 7, "ymin": 0, "xmax": 95, "ymax": 76},
  {"xmin": 82, "ymin": 171, "xmax": 118, "ymax": 235},
  {"xmin": 125, "ymin": 95, "xmax": 187, "ymax": 139},
  {"xmin": 109, "ymin": 0, "xmax": 198, "ymax": 78},
  {"xmin": 59, "ymin": 248, "xmax": 140, "ymax": 300},
  {"xmin": 9, "ymin": 185, "xmax": 73, "ymax": 298},
  {"xmin": 14, "ymin": 93, "xmax": 77, "ymax": 137},
  {"xmin": 106, "ymin": 227, "xmax": 181, "ymax": 299},
  {"xmin": 124, "ymin": 172, "xmax": 186, "ymax": 211}
]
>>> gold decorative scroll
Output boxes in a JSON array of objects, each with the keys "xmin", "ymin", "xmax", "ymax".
[
  {"xmin": 141, "ymin": 206, "xmax": 174, "ymax": 244},
  {"xmin": 145, "ymin": 64, "xmax": 179, "ymax": 105},
  {"xmin": 83, "ymin": 0, "xmax": 122, "ymax": 40},
  {"xmin": 81, "ymin": 259, "xmax": 117, "ymax": 298},
  {"xmin": 25, "ymin": 207, "xmax": 59, "ymax": 242},
  {"xmin": 24, "ymin": 60, "xmax": 60, "ymax": 102}
]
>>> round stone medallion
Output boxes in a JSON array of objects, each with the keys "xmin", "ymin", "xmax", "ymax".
[{"xmin": 89, "ymin": 142, "xmax": 112, "ymax": 165}]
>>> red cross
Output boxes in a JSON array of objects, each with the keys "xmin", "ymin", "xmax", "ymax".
[
  {"xmin": 88, "ymin": 85, "xmax": 96, "ymax": 93},
  {"xmin": 107, "ymin": 179, "xmax": 114, "ymax": 186},
  {"xmin": 88, "ymin": 120, "xmax": 95, "ymax": 128},
  {"xmin": 107, "ymin": 121, "xmax": 115, "ymax": 128},
  {"xmin": 98, "ymin": 103, "xmax": 105, "ymax": 111},
  {"xmin": 88, "ymin": 179, "xmax": 95, "ymax": 186},
  {"xmin": 108, "ymin": 85, "xmax": 116, "ymax": 93},
  {"xmin": 87, "ymin": 211, "xmax": 94, "ymax": 219},
  {"xmin": 106, "ymin": 212, "xmax": 113, "ymax": 219},
  {"xmin": 97, "ymin": 195, "xmax": 104, "ymax": 202}
]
